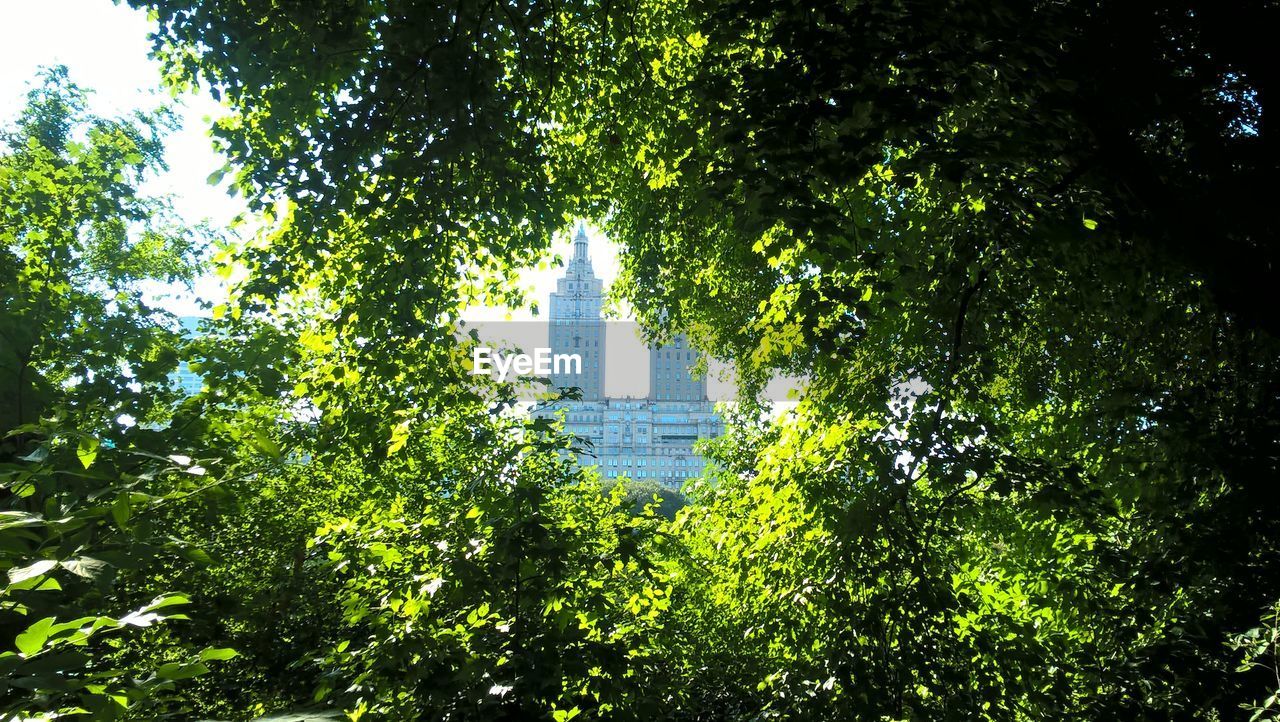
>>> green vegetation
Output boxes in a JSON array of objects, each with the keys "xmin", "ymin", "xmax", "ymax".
[
  {"xmin": 601, "ymin": 478, "xmax": 687, "ymax": 520},
  {"xmin": 3, "ymin": 1, "xmax": 1277, "ymax": 719}
]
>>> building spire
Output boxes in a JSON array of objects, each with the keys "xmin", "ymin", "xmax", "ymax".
[{"xmin": 573, "ymin": 222, "xmax": 590, "ymax": 262}]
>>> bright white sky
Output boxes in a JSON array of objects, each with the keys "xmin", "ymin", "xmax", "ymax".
[{"xmin": 0, "ymin": 0, "xmax": 619, "ymax": 320}]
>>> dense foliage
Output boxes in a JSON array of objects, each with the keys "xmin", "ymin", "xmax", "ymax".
[
  {"xmin": 1, "ymin": 69, "xmax": 231, "ymax": 719},
  {"xmin": 2, "ymin": 0, "xmax": 1276, "ymax": 719}
]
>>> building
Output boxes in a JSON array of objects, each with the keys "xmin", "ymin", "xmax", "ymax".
[
  {"xmin": 548, "ymin": 225, "xmax": 606, "ymax": 400},
  {"xmin": 537, "ymin": 225, "xmax": 723, "ymax": 488},
  {"xmin": 171, "ymin": 315, "xmax": 204, "ymax": 396}
]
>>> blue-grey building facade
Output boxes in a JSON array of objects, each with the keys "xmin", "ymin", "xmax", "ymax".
[
  {"xmin": 171, "ymin": 315, "xmax": 204, "ymax": 396},
  {"xmin": 537, "ymin": 226, "xmax": 723, "ymax": 488}
]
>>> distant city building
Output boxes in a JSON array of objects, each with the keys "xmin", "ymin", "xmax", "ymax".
[
  {"xmin": 171, "ymin": 315, "xmax": 203, "ymax": 396},
  {"xmin": 549, "ymin": 226, "xmax": 606, "ymax": 400},
  {"xmin": 536, "ymin": 225, "xmax": 723, "ymax": 488}
]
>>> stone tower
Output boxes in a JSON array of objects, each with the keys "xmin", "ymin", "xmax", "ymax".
[{"xmin": 548, "ymin": 224, "xmax": 605, "ymax": 399}]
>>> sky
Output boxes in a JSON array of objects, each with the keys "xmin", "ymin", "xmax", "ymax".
[{"xmin": 0, "ymin": 0, "xmax": 619, "ymax": 320}]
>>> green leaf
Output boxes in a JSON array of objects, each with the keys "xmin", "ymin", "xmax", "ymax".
[
  {"xmin": 17, "ymin": 446, "xmax": 48, "ymax": 463},
  {"xmin": 15, "ymin": 617, "xmax": 56, "ymax": 656},
  {"xmin": 198, "ymin": 647, "xmax": 239, "ymax": 662},
  {"xmin": 387, "ymin": 419, "xmax": 411, "ymax": 456},
  {"xmin": 182, "ymin": 547, "xmax": 215, "ymax": 564},
  {"xmin": 145, "ymin": 593, "xmax": 191, "ymax": 610},
  {"xmin": 76, "ymin": 436, "xmax": 99, "ymax": 469},
  {"xmin": 61, "ymin": 557, "xmax": 109, "ymax": 579},
  {"xmin": 206, "ymin": 165, "xmax": 228, "ymax": 185},
  {"xmin": 111, "ymin": 493, "xmax": 132, "ymax": 529},
  {"xmin": 8, "ymin": 559, "xmax": 57, "ymax": 585},
  {"xmin": 252, "ymin": 429, "xmax": 283, "ymax": 458},
  {"xmin": 6, "ymin": 575, "xmax": 62, "ymax": 593},
  {"xmin": 156, "ymin": 661, "xmax": 210, "ymax": 680},
  {"xmin": 0, "ymin": 511, "xmax": 43, "ymax": 531}
]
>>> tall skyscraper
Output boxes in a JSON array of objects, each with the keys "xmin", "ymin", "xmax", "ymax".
[
  {"xmin": 537, "ymin": 226, "xmax": 722, "ymax": 489},
  {"xmin": 650, "ymin": 335, "xmax": 705, "ymax": 402},
  {"xmin": 548, "ymin": 225, "xmax": 605, "ymax": 400}
]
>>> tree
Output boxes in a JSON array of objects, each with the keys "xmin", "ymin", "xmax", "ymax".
[
  {"xmin": 1, "ymin": 68, "xmax": 232, "ymax": 720},
  {"xmin": 601, "ymin": 478, "xmax": 688, "ymax": 520},
  {"xmin": 114, "ymin": 1, "xmax": 1280, "ymax": 719},
  {"xmin": 0, "ymin": 66, "xmax": 199, "ymax": 437},
  {"xmin": 570, "ymin": 1, "xmax": 1280, "ymax": 716},
  {"xmin": 135, "ymin": 0, "xmax": 591, "ymax": 457}
]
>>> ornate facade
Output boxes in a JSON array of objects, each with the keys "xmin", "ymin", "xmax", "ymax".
[{"xmin": 538, "ymin": 225, "xmax": 723, "ymax": 488}]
